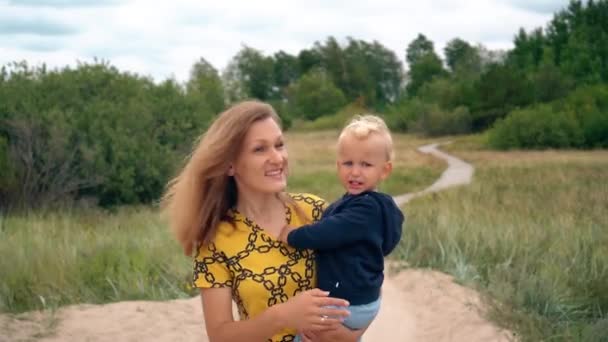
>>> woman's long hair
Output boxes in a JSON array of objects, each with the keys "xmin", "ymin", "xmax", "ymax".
[{"xmin": 162, "ymin": 100, "xmax": 282, "ymax": 256}]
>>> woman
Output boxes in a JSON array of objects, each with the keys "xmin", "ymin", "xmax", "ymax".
[{"xmin": 163, "ymin": 101, "xmax": 367, "ymax": 341}]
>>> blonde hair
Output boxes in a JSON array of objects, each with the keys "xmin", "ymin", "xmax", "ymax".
[
  {"xmin": 338, "ymin": 114, "xmax": 394, "ymax": 160},
  {"xmin": 163, "ymin": 100, "xmax": 291, "ymax": 256}
]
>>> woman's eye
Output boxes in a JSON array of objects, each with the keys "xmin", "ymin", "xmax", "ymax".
[{"xmin": 254, "ymin": 146, "xmax": 266, "ymax": 153}]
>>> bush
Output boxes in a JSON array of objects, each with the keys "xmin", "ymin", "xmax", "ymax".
[
  {"xmin": 0, "ymin": 62, "xmax": 215, "ymax": 209},
  {"xmin": 487, "ymin": 84, "xmax": 608, "ymax": 149},
  {"xmin": 564, "ymin": 85, "xmax": 608, "ymax": 148},
  {"xmin": 385, "ymin": 97, "xmax": 472, "ymax": 136},
  {"xmin": 415, "ymin": 105, "xmax": 472, "ymax": 136},
  {"xmin": 488, "ymin": 104, "xmax": 584, "ymax": 149},
  {"xmin": 384, "ymin": 98, "xmax": 425, "ymax": 132}
]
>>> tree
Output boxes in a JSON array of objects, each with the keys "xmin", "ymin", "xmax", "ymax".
[
  {"xmin": 316, "ymin": 36, "xmax": 350, "ymax": 98},
  {"xmin": 513, "ymin": 0, "xmax": 608, "ymax": 84},
  {"xmin": 297, "ymin": 48, "xmax": 322, "ymax": 75},
  {"xmin": 531, "ymin": 47, "xmax": 574, "ymax": 102},
  {"xmin": 186, "ymin": 57, "xmax": 225, "ymax": 114},
  {"xmin": 304, "ymin": 37, "xmax": 403, "ymax": 108},
  {"xmin": 509, "ymin": 27, "xmax": 546, "ymax": 70},
  {"xmin": 405, "ymin": 34, "xmax": 446, "ymax": 96},
  {"xmin": 444, "ymin": 38, "xmax": 481, "ymax": 75},
  {"xmin": 221, "ymin": 59, "xmax": 247, "ymax": 104},
  {"xmin": 343, "ymin": 38, "xmax": 403, "ymax": 106},
  {"xmin": 472, "ymin": 63, "xmax": 534, "ymax": 130},
  {"xmin": 272, "ymin": 51, "xmax": 300, "ymax": 98},
  {"xmin": 287, "ymin": 69, "xmax": 346, "ymax": 120},
  {"xmin": 406, "ymin": 53, "xmax": 446, "ymax": 97},
  {"xmin": 225, "ymin": 46, "xmax": 274, "ymax": 101},
  {"xmin": 406, "ymin": 34, "xmax": 435, "ymax": 65}
]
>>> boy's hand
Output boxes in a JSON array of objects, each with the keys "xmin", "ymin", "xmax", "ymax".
[{"xmin": 278, "ymin": 224, "xmax": 297, "ymax": 243}]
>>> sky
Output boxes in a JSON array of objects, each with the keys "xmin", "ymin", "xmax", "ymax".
[{"xmin": 0, "ymin": 0, "xmax": 570, "ymax": 82}]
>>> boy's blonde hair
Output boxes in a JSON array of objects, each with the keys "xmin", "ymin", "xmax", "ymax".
[{"xmin": 338, "ymin": 114, "xmax": 394, "ymax": 161}]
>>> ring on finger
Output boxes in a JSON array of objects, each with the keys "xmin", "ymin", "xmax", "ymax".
[{"xmin": 320, "ymin": 315, "xmax": 328, "ymax": 322}]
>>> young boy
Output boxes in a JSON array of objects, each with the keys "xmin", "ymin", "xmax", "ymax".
[{"xmin": 279, "ymin": 114, "xmax": 404, "ymax": 341}]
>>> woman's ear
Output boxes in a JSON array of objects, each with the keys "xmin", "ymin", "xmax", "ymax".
[{"xmin": 227, "ymin": 165, "xmax": 235, "ymax": 176}]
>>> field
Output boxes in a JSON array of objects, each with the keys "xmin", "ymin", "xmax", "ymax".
[
  {"xmin": 0, "ymin": 132, "xmax": 444, "ymax": 313},
  {"xmin": 396, "ymin": 137, "xmax": 608, "ymax": 341},
  {"xmin": 2, "ymin": 131, "xmax": 606, "ymax": 341}
]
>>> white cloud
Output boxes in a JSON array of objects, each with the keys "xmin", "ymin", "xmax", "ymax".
[{"xmin": 0, "ymin": 0, "xmax": 571, "ymax": 82}]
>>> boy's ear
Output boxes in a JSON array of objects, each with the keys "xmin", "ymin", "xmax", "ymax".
[{"xmin": 381, "ymin": 161, "xmax": 393, "ymax": 180}]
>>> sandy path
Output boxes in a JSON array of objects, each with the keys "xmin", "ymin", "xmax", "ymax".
[
  {"xmin": 393, "ymin": 143, "xmax": 474, "ymax": 206},
  {"xmin": 1, "ymin": 144, "xmax": 512, "ymax": 342}
]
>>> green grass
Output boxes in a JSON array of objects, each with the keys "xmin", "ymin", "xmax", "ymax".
[
  {"xmin": 3, "ymin": 127, "xmax": 606, "ymax": 341},
  {"xmin": 0, "ymin": 132, "xmax": 442, "ymax": 314},
  {"xmin": 0, "ymin": 207, "xmax": 194, "ymax": 313},
  {"xmin": 395, "ymin": 145, "xmax": 608, "ymax": 341}
]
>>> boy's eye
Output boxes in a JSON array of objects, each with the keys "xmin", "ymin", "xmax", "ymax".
[
  {"xmin": 342, "ymin": 161, "xmax": 353, "ymax": 166},
  {"xmin": 275, "ymin": 141, "xmax": 285, "ymax": 149},
  {"xmin": 362, "ymin": 162, "xmax": 372, "ymax": 167}
]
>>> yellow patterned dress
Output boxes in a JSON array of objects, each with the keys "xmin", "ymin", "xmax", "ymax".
[{"xmin": 193, "ymin": 193, "xmax": 326, "ymax": 342}]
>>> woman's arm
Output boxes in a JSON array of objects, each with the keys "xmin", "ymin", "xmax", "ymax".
[
  {"xmin": 202, "ymin": 288, "xmax": 350, "ymax": 342},
  {"xmin": 202, "ymin": 287, "xmax": 283, "ymax": 341}
]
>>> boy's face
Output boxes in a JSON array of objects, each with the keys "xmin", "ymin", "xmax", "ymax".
[{"xmin": 336, "ymin": 133, "xmax": 392, "ymax": 195}]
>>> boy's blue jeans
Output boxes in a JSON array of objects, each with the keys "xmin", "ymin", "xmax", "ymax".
[{"xmin": 294, "ymin": 297, "xmax": 381, "ymax": 342}]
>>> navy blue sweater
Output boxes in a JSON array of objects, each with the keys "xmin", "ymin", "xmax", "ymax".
[{"xmin": 287, "ymin": 191, "xmax": 404, "ymax": 305}]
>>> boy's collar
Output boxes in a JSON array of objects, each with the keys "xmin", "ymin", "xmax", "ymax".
[{"xmin": 343, "ymin": 190, "xmax": 377, "ymax": 198}]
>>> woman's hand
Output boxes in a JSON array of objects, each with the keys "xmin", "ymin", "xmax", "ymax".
[
  {"xmin": 304, "ymin": 323, "xmax": 366, "ymax": 342},
  {"xmin": 278, "ymin": 288, "xmax": 350, "ymax": 332},
  {"xmin": 300, "ymin": 330, "xmax": 318, "ymax": 342}
]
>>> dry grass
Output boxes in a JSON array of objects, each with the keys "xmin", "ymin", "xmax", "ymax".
[
  {"xmin": 0, "ymin": 131, "xmax": 446, "ymax": 314},
  {"xmin": 397, "ymin": 135, "xmax": 608, "ymax": 341},
  {"xmin": 285, "ymin": 130, "xmax": 446, "ymax": 200},
  {"xmin": 287, "ymin": 130, "xmax": 445, "ymax": 174}
]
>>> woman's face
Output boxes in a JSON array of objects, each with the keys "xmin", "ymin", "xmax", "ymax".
[{"xmin": 232, "ymin": 117, "xmax": 288, "ymax": 196}]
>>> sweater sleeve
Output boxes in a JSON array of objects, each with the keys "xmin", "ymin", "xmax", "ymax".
[{"xmin": 287, "ymin": 196, "xmax": 380, "ymax": 250}]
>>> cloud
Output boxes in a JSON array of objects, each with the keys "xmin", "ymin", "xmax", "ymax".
[
  {"xmin": 499, "ymin": 0, "xmax": 570, "ymax": 14},
  {"xmin": 0, "ymin": 17, "xmax": 77, "ymax": 35},
  {"xmin": 8, "ymin": 35, "xmax": 65, "ymax": 51},
  {"xmin": 8, "ymin": 0, "xmax": 121, "ymax": 8},
  {"xmin": 0, "ymin": 0, "xmax": 565, "ymax": 82}
]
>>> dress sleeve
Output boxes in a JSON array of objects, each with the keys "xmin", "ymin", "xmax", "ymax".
[
  {"xmin": 192, "ymin": 241, "xmax": 233, "ymax": 288},
  {"xmin": 291, "ymin": 193, "xmax": 327, "ymax": 223}
]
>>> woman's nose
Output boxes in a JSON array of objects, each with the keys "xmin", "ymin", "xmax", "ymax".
[{"xmin": 269, "ymin": 148, "xmax": 283, "ymax": 163}]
